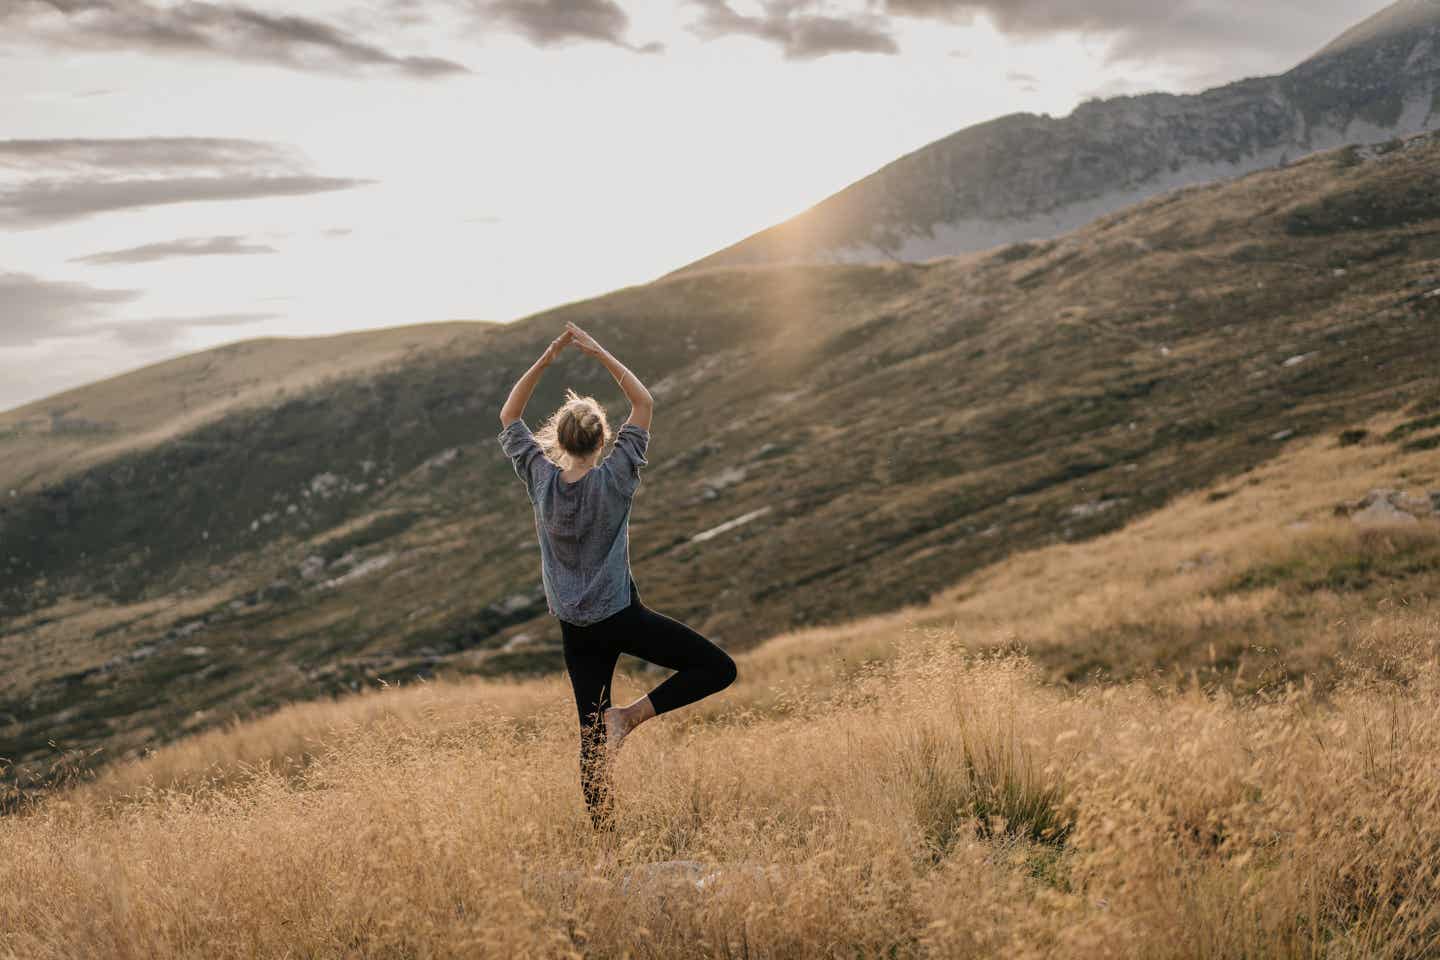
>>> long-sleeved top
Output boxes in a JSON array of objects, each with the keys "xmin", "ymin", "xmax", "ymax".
[{"xmin": 497, "ymin": 417, "xmax": 650, "ymax": 625}]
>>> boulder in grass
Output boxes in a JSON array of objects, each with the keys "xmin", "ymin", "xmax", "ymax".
[
  {"xmin": 1395, "ymin": 492, "xmax": 1434, "ymax": 517},
  {"xmin": 1339, "ymin": 488, "xmax": 1426, "ymax": 525},
  {"xmin": 1353, "ymin": 500, "xmax": 1419, "ymax": 525}
]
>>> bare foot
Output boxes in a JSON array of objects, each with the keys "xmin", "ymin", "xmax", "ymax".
[
  {"xmin": 602, "ymin": 697, "xmax": 655, "ymax": 757},
  {"xmin": 602, "ymin": 706, "xmax": 632, "ymax": 756}
]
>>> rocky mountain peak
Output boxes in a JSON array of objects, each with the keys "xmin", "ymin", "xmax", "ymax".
[
  {"xmin": 1311, "ymin": 0, "xmax": 1440, "ymax": 61},
  {"xmin": 670, "ymin": 1, "xmax": 1440, "ymax": 277}
]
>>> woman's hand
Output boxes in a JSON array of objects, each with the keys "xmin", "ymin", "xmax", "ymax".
[
  {"xmin": 541, "ymin": 328, "xmax": 574, "ymax": 366},
  {"xmin": 565, "ymin": 320, "xmax": 605, "ymax": 357}
]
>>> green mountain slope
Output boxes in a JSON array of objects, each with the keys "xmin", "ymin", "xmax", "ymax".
[{"xmin": 4, "ymin": 132, "xmax": 1440, "ymax": 795}]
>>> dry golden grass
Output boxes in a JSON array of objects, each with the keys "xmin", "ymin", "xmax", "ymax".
[{"xmin": 3, "ymin": 411, "xmax": 1439, "ymax": 958}]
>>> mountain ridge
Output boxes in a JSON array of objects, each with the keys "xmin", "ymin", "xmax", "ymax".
[
  {"xmin": 1315, "ymin": 0, "xmax": 1440, "ymax": 58},
  {"xmin": 666, "ymin": 0, "xmax": 1440, "ymax": 276}
]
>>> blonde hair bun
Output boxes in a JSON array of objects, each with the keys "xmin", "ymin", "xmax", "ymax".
[{"xmin": 535, "ymin": 387, "xmax": 612, "ymax": 467}]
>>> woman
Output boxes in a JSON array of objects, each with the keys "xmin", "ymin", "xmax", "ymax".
[{"xmin": 497, "ymin": 319, "xmax": 738, "ymax": 830}]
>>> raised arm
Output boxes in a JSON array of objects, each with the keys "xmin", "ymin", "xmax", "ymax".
[
  {"xmin": 498, "ymin": 329, "xmax": 572, "ymax": 427},
  {"xmin": 565, "ymin": 320, "xmax": 653, "ymax": 431}
]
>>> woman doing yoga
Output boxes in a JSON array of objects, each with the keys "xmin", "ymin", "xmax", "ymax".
[{"xmin": 497, "ymin": 320, "xmax": 738, "ymax": 830}]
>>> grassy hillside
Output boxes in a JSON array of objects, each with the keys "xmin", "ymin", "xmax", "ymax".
[
  {"xmin": 0, "ymin": 321, "xmax": 498, "ymax": 494},
  {"xmin": 4, "ymin": 130, "xmax": 1440, "ymax": 798},
  {"xmin": 2, "ymin": 405, "xmax": 1437, "ymax": 958}
]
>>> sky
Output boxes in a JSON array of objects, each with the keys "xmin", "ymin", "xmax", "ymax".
[{"xmin": 1, "ymin": 0, "xmax": 1391, "ymax": 412}]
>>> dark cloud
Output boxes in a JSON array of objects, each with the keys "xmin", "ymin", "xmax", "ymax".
[
  {"xmin": 1, "ymin": 175, "xmax": 372, "ymax": 227},
  {"xmin": 0, "ymin": 0, "xmax": 467, "ymax": 76},
  {"xmin": 474, "ymin": 0, "xmax": 663, "ymax": 52},
  {"xmin": 70, "ymin": 234, "xmax": 278, "ymax": 265},
  {"xmin": 884, "ymin": 0, "xmax": 1222, "ymax": 40},
  {"xmin": 0, "ymin": 271, "xmax": 141, "ymax": 346},
  {"xmin": 686, "ymin": 0, "xmax": 898, "ymax": 59},
  {"xmin": 0, "ymin": 137, "xmax": 295, "ymax": 172},
  {"xmin": 882, "ymin": 0, "xmax": 1376, "ymax": 68},
  {"xmin": 0, "ymin": 137, "xmax": 373, "ymax": 228}
]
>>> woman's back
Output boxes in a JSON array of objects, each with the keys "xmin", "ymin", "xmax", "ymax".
[{"xmin": 498, "ymin": 417, "xmax": 650, "ymax": 625}]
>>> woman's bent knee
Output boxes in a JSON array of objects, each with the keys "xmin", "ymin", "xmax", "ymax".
[{"xmin": 715, "ymin": 651, "xmax": 738, "ymax": 691}]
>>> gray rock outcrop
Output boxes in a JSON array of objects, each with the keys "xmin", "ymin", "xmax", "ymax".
[
  {"xmin": 1334, "ymin": 487, "xmax": 1438, "ymax": 524},
  {"xmin": 671, "ymin": 0, "xmax": 1440, "ymax": 274}
]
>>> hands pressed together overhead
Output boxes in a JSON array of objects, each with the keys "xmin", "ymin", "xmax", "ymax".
[
  {"xmin": 544, "ymin": 320, "xmax": 605, "ymax": 365},
  {"xmin": 504, "ymin": 320, "xmax": 634, "ymax": 426},
  {"xmin": 503, "ymin": 317, "xmax": 648, "ymax": 429}
]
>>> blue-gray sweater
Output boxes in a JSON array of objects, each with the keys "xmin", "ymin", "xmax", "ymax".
[{"xmin": 498, "ymin": 417, "xmax": 650, "ymax": 625}]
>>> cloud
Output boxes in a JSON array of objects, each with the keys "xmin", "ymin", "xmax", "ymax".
[
  {"xmin": 882, "ymin": 0, "xmax": 1373, "ymax": 69},
  {"xmin": 686, "ymin": 0, "xmax": 898, "ymax": 59},
  {"xmin": 0, "ymin": 137, "xmax": 297, "ymax": 172},
  {"xmin": 0, "ymin": 137, "xmax": 373, "ymax": 227},
  {"xmin": 0, "ymin": 0, "xmax": 468, "ymax": 76},
  {"xmin": 0, "ymin": 271, "xmax": 141, "ymax": 347},
  {"xmin": 472, "ymin": 0, "xmax": 664, "ymax": 53},
  {"xmin": 70, "ymin": 234, "xmax": 278, "ymax": 265},
  {"xmin": 1006, "ymin": 68, "xmax": 1038, "ymax": 91},
  {"xmin": 0, "ymin": 271, "xmax": 275, "ymax": 356},
  {"xmin": 104, "ymin": 312, "xmax": 277, "ymax": 347},
  {"xmin": 2, "ymin": 175, "xmax": 371, "ymax": 227}
]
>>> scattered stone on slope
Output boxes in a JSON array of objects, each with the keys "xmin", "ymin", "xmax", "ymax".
[
  {"xmin": 499, "ymin": 592, "xmax": 534, "ymax": 614},
  {"xmin": 501, "ymin": 633, "xmax": 532, "ymax": 651},
  {"xmin": 318, "ymin": 553, "xmax": 396, "ymax": 589},
  {"xmin": 175, "ymin": 621, "xmax": 206, "ymax": 640},
  {"xmin": 698, "ymin": 465, "xmax": 747, "ymax": 494},
  {"xmin": 1334, "ymin": 488, "xmax": 1437, "ymax": 524},
  {"xmin": 1068, "ymin": 497, "xmax": 1127, "ymax": 519},
  {"xmin": 691, "ymin": 506, "xmax": 772, "ymax": 543},
  {"xmin": 299, "ymin": 555, "xmax": 327, "ymax": 581},
  {"xmin": 425, "ymin": 448, "xmax": 460, "ymax": 471}
]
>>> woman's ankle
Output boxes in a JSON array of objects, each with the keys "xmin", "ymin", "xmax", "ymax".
[{"xmin": 626, "ymin": 696, "xmax": 656, "ymax": 727}]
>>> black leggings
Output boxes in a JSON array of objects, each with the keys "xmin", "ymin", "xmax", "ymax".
[{"xmin": 559, "ymin": 576, "xmax": 738, "ymax": 829}]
